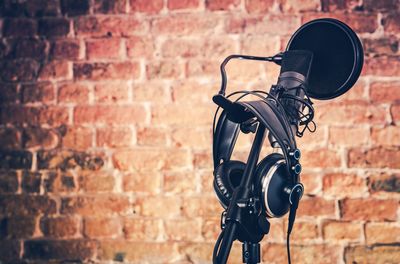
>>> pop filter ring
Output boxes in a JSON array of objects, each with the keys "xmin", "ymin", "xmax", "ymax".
[{"xmin": 286, "ymin": 18, "xmax": 364, "ymax": 100}]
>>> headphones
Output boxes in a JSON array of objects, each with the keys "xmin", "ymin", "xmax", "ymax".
[{"xmin": 212, "ymin": 56, "xmax": 305, "ymax": 221}]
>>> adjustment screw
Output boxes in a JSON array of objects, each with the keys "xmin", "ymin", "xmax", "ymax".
[
  {"xmin": 289, "ymin": 149, "xmax": 301, "ymax": 160},
  {"xmin": 221, "ymin": 211, "xmax": 227, "ymax": 229},
  {"xmin": 291, "ymin": 163, "xmax": 302, "ymax": 174}
]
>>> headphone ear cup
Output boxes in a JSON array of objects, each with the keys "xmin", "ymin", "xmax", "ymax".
[
  {"xmin": 255, "ymin": 153, "xmax": 290, "ymax": 218},
  {"xmin": 213, "ymin": 160, "xmax": 246, "ymax": 209}
]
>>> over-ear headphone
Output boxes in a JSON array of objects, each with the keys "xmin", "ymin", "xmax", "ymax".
[{"xmin": 212, "ymin": 94, "xmax": 303, "ymax": 218}]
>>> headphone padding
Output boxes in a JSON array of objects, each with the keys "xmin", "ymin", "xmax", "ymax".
[{"xmin": 213, "ymin": 160, "xmax": 246, "ymax": 208}]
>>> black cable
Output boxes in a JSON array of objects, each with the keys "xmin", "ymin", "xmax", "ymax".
[{"xmin": 213, "ymin": 228, "xmax": 225, "ymax": 263}]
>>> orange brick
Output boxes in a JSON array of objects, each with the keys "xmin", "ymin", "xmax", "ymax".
[
  {"xmin": 168, "ymin": 0, "xmax": 199, "ymax": 10},
  {"xmin": 284, "ymin": 220, "xmax": 318, "ymax": 242},
  {"xmin": 164, "ymin": 218, "xmax": 202, "ymax": 241},
  {"xmin": 126, "ymin": 36, "xmax": 154, "ymax": 59},
  {"xmin": 371, "ymin": 126, "xmax": 400, "ymax": 147},
  {"xmin": 94, "ymin": 81, "xmax": 129, "ymax": 103},
  {"xmin": 40, "ymin": 216, "xmax": 80, "ymax": 238},
  {"xmin": 340, "ymin": 198, "xmax": 398, "ymax": 221},
  {"xmin": 78, "ymin": 171, "xmax": 115, "ymax": 192},
  {"xmin": 132, "ymin": 81, "xmax": 171, "ymax": 102},
  {"xmin": 146, "ymin": 60, "xmax": 183, "ymax": 79},
  {"xmin": 96, "ymin": 127, "xmax": 133, "ymax": 147},
  {"xmin": 297, "ymin": 197, "xmax": 336, "ymax": 217},
  {"xmin": 58, "ymin": 83, "xmax": 89, "ymax": 104},
  {"xmin": 370, "ymin": 81, "xmax": 400, "ymax": 103},
  {"xmin": 182, "ymin": 196, "xmax": 221, "ymax": 218},
  {"xmin": 322, "ymin": 220, "xmax": 362, "ymax": 241},
  {"xmin": 38, "ymin": 60, "xmax": 71, "ymax": 81},
  {"xmin": 86, "ymin": 38, "xmax": 123, "ymax": 59},
  {"xmin": 123, "ymin": 218, "xmax": 161, "ymax": 240},
  {"xmin": 151, "ymin": 103, "xmax": 213, "ymax": 125},
  {"xmin": 83, "ymin": 217, "xmax": 121, "ymax": 238},
  {"xmin": 301, "ymin": 148, "xmax": 341, "ymax": 168},
  {"xmin": 244, "ymin": 0, "xmax": 274, "ymax": 13},
  {"xmin": 206, "ymin": 0, "xmax": 240, "ymax": 10},
  {"xmin": 171, "ymin": 126, "xmax": 211, "ymax": 149},
  {"xmin": 365, "ymin": 222, "xmax": 400, "ymax": 244},
  {"xmin": 136, "ymin": 126, "xmax": 167, "ymax": 146},
  {"xmin": 348, "ymin": 147, "xmax": 400, "ymax": 169},
  {"xmin": 123, "ymin": 171, "xmax": 161, "ymax": 193},
  {"xmin": 323, "ymin": 173, "xmax": 368, "ymax": 198},
  {"xmin": 62, "ymin": 126, "xmax": 93, "ymax": 150},
  {"xmin": 151, "ymin": 14, "xmax": 218, "ymax": 35},
  {"xmin": 73, "ymin": 62, "xmax": 140, "ymax": 80},
  {"xmin": 164, "ymin": 171, "xmax": 197, "ymax": 194},
  {"xmin": 61, "ymin": 195, "xmax": 131, "ymax": 216},
  {"xmin": 328, "ymin": 126, "xmax": 370, "ymax": 147},
  {"xmin": 300, "ymin": 171, "xmax": 321, "ymax": 195},
  {"xmin": 135, "ymin": 196, "xmax": 182, "ymax": 218},
  {"xmin": 130, "ymin": 0, "xmax": 163, "ymax": 13},
  {"xmin": 345, "ymin": 245, "xmax": 400, "ymax": 264},
  {"xmin": 74, "ymin": 105, "xmax": 147, "ymax": 124}
]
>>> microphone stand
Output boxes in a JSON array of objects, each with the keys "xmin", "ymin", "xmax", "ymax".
[{"xmin": 215, "ymin": 124, "xmax": 268, "ymax": 264}]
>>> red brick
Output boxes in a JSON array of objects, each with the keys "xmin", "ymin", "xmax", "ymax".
[
  {"xmin": 39, "ymin": 60, "xmax": 71, "ymax": 81},
  {"xmin": 24, "ymin": 240, "xmax": 98, "ymax": 261},
  {"xmin": 168, "ymin": 0, "xmax": 199, "ymax": 10},
  {"xmin": 51, "ymin": 39, "xmax": 81, "ymax": 60},
  {"xmin": 113, "ymin": 148, "xmax": 190, "ymax": 171},
  {"xmin": 328, "ymin": 126, "xmax": 369, "ymax": 146},
  {"xmin": 21, "ymin": 171, "xmax": 41, "ymax": 193},
  {"xmin": 0, "ymin": 150, "xmax": 33, "ymax": 170},
  {"xmin": 61, "ymin": 195, "xmax": 131, "ymax": 216},
  {"xmin": 300, "ymin": 171, "xmax": 321, "ymax": 195},
  {"xmin": 322, "ymin": 220, "xmax": 362, "ymax": 241},
  {"xmin": 73, "ymin": 62, "xmax": 140, "ymax": 80},
  {"xmin": 78, "ymin": 171, "xmax": 115, "ymax": 192},
  {"xmin": 206, "ymin": 0, "xmax": 240, "ymax": 10},
  {"xmin": 0, "ymin": 194, "xmax": 56, "ymax": 216},
  {"xmin": 151, "ymin": 14, "xmax": 219, "ymax": 35},
  {"xmin": 40, "ymin": 216, "xmax": 80, "ymax": 238},
  {"xmin": 3, "ymin": 18, "xmax": 37, "ymax": 37},
  {"xmin": 321, "ymin": 0, "xmax": 359, "ymax": 11},
  {"xmin": 365, "ymin": 222, "xmax": 400, "ymax": 244},
  {"xmin": 83, "ymin": 217, "xmax": 121, "ymax": 238},
  {"xmin": 348, "ymin": 147, "xmax": 400, "ymax": 169},
  {"xmin": 126, "ymin": 36, "xmax": 155, "ymax": 58},
  {"xmin": 182, "ymin": 196, "xmax": 221, "ymax": 217},
  {"xmin": 94, "ymin": 0, "xmax": 127, "ymax": 13},
  {"xmin": 0, "ymin": 171, "xmax": 18, "ymax": 194},
  {"xmin": 38, "ymin": 150, "xmax": 105, "ymax": 171},
  {"xmin": 86, "ymin": 38, "xmax": 123, "ymax": 60},
  {"xmin": 164, "ymin": 218, "xmax": 202, "ymax": 241},
  {"xmin": 130, "ymin": 0, "xmax": 163, "ymax": 13},
  {"xmin": 0, "ymin": 83, "xmax": 18, "ymax": 103},
  {"xmin": 123, "ymin": 171, "xmax": 161, "ymax": 193},
  {"xmin": 370, "ymin": 81, "xmax": 400, "ymax": 103},
  {"xmin": 315, "ymin": 102, "xmax": 387, "ymax": 125},
  {"xmin": 58, "ymin": 83, "xmax": 90, "ymax": 104},
  {"xmin": 135, "ymin": 196, "xmax": 182, "ymax": 218},
  {"xmin": 178, "ymin": 242, "xmax": 233, "ymax": 263},
  {"xmin": 0, "ymin": 59, "xmax": 40, "ymax": 82},
  {"xmin": 97, "ymin": 127, "xmax": 133, "ymax": 147},
  {"xmin": 0, "ymin": 127, "xmax": 21, "ymax": 150},
  {"xmin": 382, "ymin": 12, "xmax": 400, "ymax": 34},
  {"xmin": 371, "ymin": 126, "xmax": 400, "ymax": 147},
  {"xmin": 151, "ymin": 103, "xmax": 213, "ymax": 125},
  {"xmin": 291, "ymin": 245, "xmax": 341, "ymax": 264},
  {"xmin": 39, "ymin": 106, "xmax": 69, "ymax": 126},
  {"xmin": 161, "ymin": 38, "xmax": 201, "ymax": 58},
  {"xmin": 302, "ymin": 12, "xmax": 378, "ymax": 33},
  {"xmin": 22, "ymin": 127, "xmax": 59, "ymax": 150},
  {"xmin": 203, "ymin": 38, "xmax": 237, "ymax": 58},
  {"xmin": 0, "ymin": 240, "xmax": 21, "ymax": 261},
  {"xmin": 21, "ymin": 82, "xmax": 55, "ymax": 103},
  {"xmin": 340, "ymin": 198, "xmax": 398, "ymax": 221},
  {"xmin": 11, "ymin": 38, "xmax": 46, "ymax": 59},
  {"xmin": 363, "ymin": 56, "xmax": 400, "ymax": 76},
  {"xmin": 262, "ymin": 244, "xmax": 287, "ymax": 263},
  {"xmin": 301, "ymin": 148, "xmax": 341, "ymax": 168},
  {"xmin": 281, "ymin": 0, "xmax": 320, "ymax": 12},
  {"xmin": 226, "ymin": 15, "xmax": 300, "ymax": 35},
  {"xmin": 94, "ymin": 81, "xmax": 129, "ymax": 103},
  {"xmin": 367, "ymin": 172, "xmax": 400, "ymax": 194},
  {"xmin": 146, "ymin": 60, "xmax": 183, "ymax": 79},
  {"xmin": 185, "ymin": 59, "xmax": 219, "ymax": 78},
  {"xmin": 123, "ymin": 218, "xmax": 161, "ymax": 240},
  {"xmin": 323, "ymin": 173, "xmax": 367, "ymax": 198},
  {"xmin": 284, "ymin": 220, "xmax": 318, "ymax": 242},
  {"xmin": 392, "ymin": 104, "xmax": 400, "ymax": 124},
  {"xmin": 132, "ymin": 81, "xmax": 171, "ymax": 102},
  {"xmin": 164, "ymin": 171, "xmax": 197, "ymax": 194},
  {"xmin": 74, "ymin": 105, "xmax": 147, "ymax": 124},
  {"xmin": 201, "ymin": 217, "xmax": 221, "ymax": 241},
  {"xmin": 99, "ymin": 241, "xmax": 179, "ymax": 262},
  {"xmin": 241, "ymin": 35, "xmax": 280, "ymax": 56},
  {"xmin": 61, "ymin": 0, "xmax": 90, "ymax": 16},
  {"xmin": 345, "ymin": 245, "xmax": 400, "ymax": 264},
  {"xmin": 171, "ymin": 126, "xmax": 210, "ymax": 149},
  {"xmin": 245, "ymin": 0, "xmax": 274, "ymax": 13},
  {"xmin": 38, "ymin": 18, "xmax": 70, "ymax": 37},
  {"xmin": 364, "ymin": 0, "xmax": 399, "ymax": 11},
  {"xmin": 297, "ymin": 197, "xmax": 336, "ymax": 217},
  {"xmin": 75, "ymin": 16, "xmax": 146, "ymax": 37},
  {"xmin": 136, "ymin": 126, "xmax": 167, "ymax": 146},
  {"xmin": 363, "ymin": 37, "xmax": 399, "ymax": 56},
  {"xmin": 193, "ymin": 150, "xmax": 212, "ymax": 169},
  {"xmin": 43, "ymin": 171, "xmax": 78, "ymax": 194},
  {"xmin": 5, "ymin": 215, "xmax": 37, "ymax": 238},
  {"xmin": 62, "ymin": 126, "xmax": 93, "ymax": 150}
]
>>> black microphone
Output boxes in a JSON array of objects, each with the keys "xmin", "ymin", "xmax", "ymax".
[{"xmin": 277, "ymin": 50, "xmax": 313, "ymax": 124}]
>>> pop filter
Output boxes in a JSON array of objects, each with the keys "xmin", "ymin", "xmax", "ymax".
[{"xmin": 286, "ymin": 18, "xmax": 364, "ymax": 100}]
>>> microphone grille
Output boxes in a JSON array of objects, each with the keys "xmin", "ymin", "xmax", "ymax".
[{"xmin": 280, "ymin": 50, "xmax": 313, "ymax": 80}]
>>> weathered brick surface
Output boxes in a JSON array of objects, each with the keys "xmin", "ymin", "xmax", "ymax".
[{"xmin": 0, "ymin": 1, "xmax": 399, "ymax": 263}]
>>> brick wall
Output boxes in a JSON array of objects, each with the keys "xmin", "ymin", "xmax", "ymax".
[{"xmin": 0, "ymin": 0, "xmax": 399, "ymax": 263}]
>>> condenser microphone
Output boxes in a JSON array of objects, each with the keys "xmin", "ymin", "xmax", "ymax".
[{"xmin": 277, "ymin": 50, "xmax": 313, "ymax": 125}]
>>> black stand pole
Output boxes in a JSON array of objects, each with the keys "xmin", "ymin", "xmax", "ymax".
[{"xmin": 215, "ymin": 124, "xmax": 266, "ymax": 264}]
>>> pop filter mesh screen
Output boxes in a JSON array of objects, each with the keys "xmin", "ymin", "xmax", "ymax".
[{"xmin": 287, "ymin": 21, "xmax": 358, "ymax": 99}]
